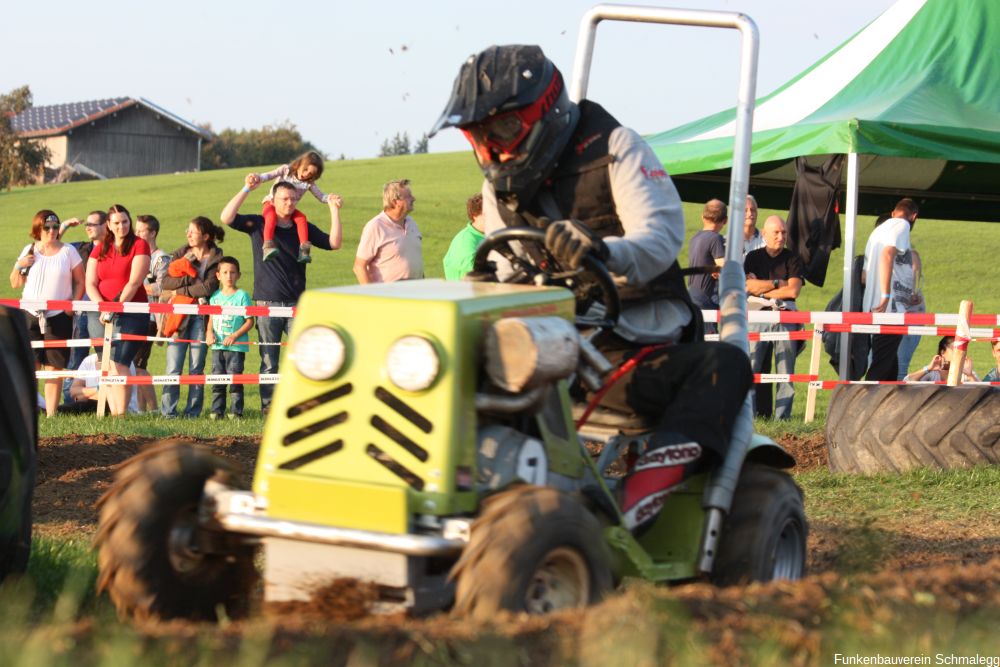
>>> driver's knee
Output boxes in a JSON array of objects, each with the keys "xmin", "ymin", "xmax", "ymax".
[{"xmin": 710, "ymin": 341, "xmax": 753, "ymax": 391}]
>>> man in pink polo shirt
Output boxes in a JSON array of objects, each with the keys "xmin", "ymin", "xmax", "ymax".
[{"xmin": 353, "ymin": 179, "xmax": 424, "ymax": 283}]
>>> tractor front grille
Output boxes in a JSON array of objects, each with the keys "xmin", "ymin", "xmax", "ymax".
[
  {"xmin": 278, "ymin": 441, "xmax": 344, "ymax": 470},
  {"xmin": 375, "ymin": 386, "xmax": 433, "ymax": 433},
  {"xmin": 272, "ymin": 383, "xmax": 438, "ymax": 491}
]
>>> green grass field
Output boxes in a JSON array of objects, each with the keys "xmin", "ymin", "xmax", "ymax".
[{"xmin": 1, "ymin": 150, "xmax": 997, "ymax": 425}]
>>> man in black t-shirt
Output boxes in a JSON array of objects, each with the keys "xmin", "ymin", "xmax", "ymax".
[
  {"xmin": 744, "ymin": 216, "xmax": 804, "ymax": 419},
  {"xmin": 220, "ymin": 178, "xmax": 344, "ymax": 414}
]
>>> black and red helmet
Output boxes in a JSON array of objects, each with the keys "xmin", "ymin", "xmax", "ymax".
[{"xmin": 430, "ymin": 45, "xmax": 579, "ymax": 201}]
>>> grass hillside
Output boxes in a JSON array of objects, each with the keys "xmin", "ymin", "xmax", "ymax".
[{"xmin": 1, "ymin": 151, "xmax": 997, "ymax": 423}]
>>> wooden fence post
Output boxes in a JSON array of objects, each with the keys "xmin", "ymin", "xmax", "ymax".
[
  {"xmin": 947, "ymin": 300, "xmax": 973, "ymax": 387},
  {"xmin": 96, "ymin": 320, "xmax": 113, "ymax": 417},
  {"xmin": 805, "ymin": 324, "xmax": 823, "ymax": 423}
]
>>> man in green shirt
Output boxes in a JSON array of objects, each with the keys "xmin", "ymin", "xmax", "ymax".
[{"xmin": 443, "ymin": 193, "xmax": 486, "ymax": 280}]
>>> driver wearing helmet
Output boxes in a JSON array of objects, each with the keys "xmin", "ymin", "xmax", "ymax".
[{"xmin": 432, "ymin": 45, "xmax": 752, "ymax": 534}]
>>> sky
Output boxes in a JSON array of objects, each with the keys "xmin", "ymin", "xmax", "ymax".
[{"xmin": 2, "ymin": 0, "xmax": 897, "ymax": 160}]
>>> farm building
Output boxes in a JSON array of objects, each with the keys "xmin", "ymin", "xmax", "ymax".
[{"xmin": 10, "ymin": 97, "xmax": 213, "ymax": 180}]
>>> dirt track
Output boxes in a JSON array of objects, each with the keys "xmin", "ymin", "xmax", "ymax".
[
  {"xmin": 35, "ymin": 432, "xmax": 1000, "ymax": 572},
  {"xmin": 32, "ymin": 434, "xmax": 1000, "ymax": 662}
]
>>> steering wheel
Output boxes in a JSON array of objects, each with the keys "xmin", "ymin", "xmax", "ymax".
[{"xmin": 471, "ymin": 227, "xmax": 621, "ymax": 328}]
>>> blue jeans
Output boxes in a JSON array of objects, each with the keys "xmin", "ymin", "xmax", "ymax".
[
  {"xmin": 256, "ymin": 301, "xmax": 295, "ymax": 412},
  {"xmin": 86, "ymin": 311, "xmax": 148, "ymax": 367},
  {"xmin": 211, "ymin": 349, "xmax": 246, "ymax": 417},
  {"xmin": 63, "ymin": 308, "xmax": 91, "ymax": 403},
  {"xmin": 896, "ymin": 334, "xmax": 921, "ymax": 380},
  {"xmin": 160, "ymin": 315, "xmax": 208, "ymax": 417},
  {"xmin": 749, "ymin": 321, "xmax": 800, "ymax": 420}
]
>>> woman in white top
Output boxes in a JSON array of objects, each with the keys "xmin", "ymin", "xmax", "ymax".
[{"xmin": 9, "ymin": 210, "xmax": 85, "ymax": 416}]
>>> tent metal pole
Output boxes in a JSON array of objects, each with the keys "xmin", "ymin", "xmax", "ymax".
[{"xmin": 839, "ymin": 152, "xmax": 860, "ymax": 380}]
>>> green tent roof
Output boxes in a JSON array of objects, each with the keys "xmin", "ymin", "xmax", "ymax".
[{"xmin": 647, "ymin": 0, "xmax": 1000, "ymax": 221}]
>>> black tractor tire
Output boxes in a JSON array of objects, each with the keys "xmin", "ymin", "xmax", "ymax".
[
  {"xmin": 451, "ymin": 486, "xmax": 612, "ymax": 620},
  {"xmin": 95, "ymin": 440, "xmax": 257, "ymax": 622},
  {"xmin": 826, "ymin": 384, "xmax": 1000, "ymax": 474},
  {"xmin": 0, "ymin": 306, "xmax": 38, "ymax": 581},
  {"xmin": 711, "ymin": 463, "xmax": 807, "ymax": 586}
]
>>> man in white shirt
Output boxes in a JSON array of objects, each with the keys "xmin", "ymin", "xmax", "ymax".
[{"xmin": 861, "ymin": 198, "xmax": 918, "ymax": 381}]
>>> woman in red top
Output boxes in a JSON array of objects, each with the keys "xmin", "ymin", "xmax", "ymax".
[{"xmin": 85, "ymin": 204, "xmax": 150, "ymax": 415}]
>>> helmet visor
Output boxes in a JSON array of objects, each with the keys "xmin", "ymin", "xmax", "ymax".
[
  {"xmin": 460, "ymin": 71, "xmax": 564, "ymax": 162},
  {"xmin": 462, "ymin": 111, "xmax": 532, "ymax": 155}
]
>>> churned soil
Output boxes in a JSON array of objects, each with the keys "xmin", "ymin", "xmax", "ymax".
[
  {"xmin": 37, "ymin": 433, "xmax": 827, "ymax": 540},
  {"xmin": 32, "ymin": 433, "xmax": 1000, "ymax": 663}
]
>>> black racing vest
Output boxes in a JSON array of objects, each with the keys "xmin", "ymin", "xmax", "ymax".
[{"xmin": 497, "ymin": 100, "xmax": 702, "ymax": 340}]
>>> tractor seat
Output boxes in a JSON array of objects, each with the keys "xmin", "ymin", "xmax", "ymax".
[{"xmin": 571, "ymin": 404, "xmax": 652, "ymax": 435}]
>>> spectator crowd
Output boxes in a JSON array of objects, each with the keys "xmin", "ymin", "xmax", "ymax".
[{"xmin": 10, "ymin": 149, "xmax": 998, "ymax": 422}]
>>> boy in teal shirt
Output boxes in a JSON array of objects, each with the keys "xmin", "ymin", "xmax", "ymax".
[
  {"xmin": 442, "ymin": 193, "xmax": 485, "ymax": 280},
  {"xmin": 206, "ymin": 256, "xmax": 255, "ymax": 418}
]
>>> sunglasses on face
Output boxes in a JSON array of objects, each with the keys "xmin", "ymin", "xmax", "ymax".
[
  {"xmin": 85, "ymin": 222, "xmax": 104, "ymax": 228},
  {"xmin": 43, "ymin": 224, "xmax": 60, "ymax": 231}
]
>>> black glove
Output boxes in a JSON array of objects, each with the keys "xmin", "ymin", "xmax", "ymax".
[{"xmin": 544, "ymin": 219, "xmax": 609, "ymax": 270}]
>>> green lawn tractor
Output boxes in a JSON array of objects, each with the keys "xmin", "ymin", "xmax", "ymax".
[{"xmin": 95, "ymin": 228, "xmax": 805, "ymax": 621}]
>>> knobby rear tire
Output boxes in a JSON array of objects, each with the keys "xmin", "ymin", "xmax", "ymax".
[{"xmin": 826, "ymin": 384, "xmax": 1000, "ymax": 473}]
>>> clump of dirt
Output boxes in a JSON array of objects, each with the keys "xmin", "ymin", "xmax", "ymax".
[
  {"xmin": 780, "ymin": 432, "xmax": 828, "ymax": 472},
  {"xmin": 265, "ymin": 579, "xmax": 382, "ymax": 623}
]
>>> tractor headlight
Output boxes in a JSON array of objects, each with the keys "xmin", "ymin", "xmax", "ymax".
[
  {"xmin": 290, "ymin": 326, "xmax": 346, "ymax": 381},
  {"xmin": 386, "ymin": 335, "xmax": 440, "ymax": 392}
]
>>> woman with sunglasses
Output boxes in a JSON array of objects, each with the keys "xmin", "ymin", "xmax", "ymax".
[
  {"xmin": 85, "ymin": 204, "xmax": 151, "ymax": 416},
  {"xmin": 9, "ymin": 210, "xmax": 85, "ymax": 416}
]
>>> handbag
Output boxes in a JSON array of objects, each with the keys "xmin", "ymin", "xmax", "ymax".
[{"xmin": 160, "ymin": 293, "xmax": 196, "ymax": 338}]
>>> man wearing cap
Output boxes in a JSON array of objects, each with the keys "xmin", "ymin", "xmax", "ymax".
[{"xmin": 431, "ymin": 45, "xmax": 751, "ymax": 535}]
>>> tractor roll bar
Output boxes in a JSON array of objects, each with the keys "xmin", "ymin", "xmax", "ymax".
[{"xmin": 568, "ymin": 4, "xmax": 760, "ymax": 575}]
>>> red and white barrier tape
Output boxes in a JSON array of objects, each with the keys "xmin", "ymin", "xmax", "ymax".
[
  {"xmin": 822, "ymin": 324, "xmax": 999, "ymax": 339},
  {"xmin": 703, "ymin": 329, "xmax": 815, "ymax": 342},
  {"xmin": 36, "ymin": 370, "xmax": 280, "ymax": 385},
  {"xmin": 30, "ymin": 333, "xmax": 285, "ymax": 349},
  {"xmin": 810, "ymin": 380, "xmax": 1000, "ymax": 389},
  {"xmin": 33, "ymin": 326, "xmax": 994, "ymax": 350},
  {"xmin": 4, "ymin": 298, "xmax": 997, "ymax": 326},
  {"xmin": 0, "ymin": 298, "xmax": 294, "ymax": 318},
  {"xmin": 753, "ymin": 374, "xmax": 818, "ymax": 384},
  {"xmin": 701, "ymin": 310, "xmax": 1000, "ymax": 326}
]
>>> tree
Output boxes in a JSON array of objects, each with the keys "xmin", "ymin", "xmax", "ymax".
[
  {"xmin": 414, "ymin": 134, "xmax": 429, "ymax": 154},
  {"xmin": 0, "ymin": 85, "xmax": 50, "ymax": 189},
  {"xmin": 200, "ymin": 121, "xmax": 321, "ymax": 170},
  {"xmin": 378, "ymin": 132, "xmax": 412, "ymax": 157}
]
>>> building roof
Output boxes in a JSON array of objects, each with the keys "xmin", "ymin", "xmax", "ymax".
[{"xmin": 10, "ymin": 97, "xmax": 213, "ymax": 140}]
